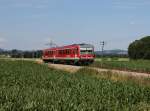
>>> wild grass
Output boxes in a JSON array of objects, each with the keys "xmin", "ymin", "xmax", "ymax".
[
  {"xmin": 0, "ymin": 60, "xmax": 150, "ymax": 110},
  {"xmin": 91, "ymin": 60, "xmax": 150, "ymax": 73},
  {"xmin": 77, "ymin": 68, "xmax": 150, "ymax": 87},
  {"xmin": 95, "ymin": 57, "xmax": 129, "ymax": 62}
]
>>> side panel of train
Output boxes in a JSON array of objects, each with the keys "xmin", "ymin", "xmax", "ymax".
[{"xmin": 42, "ymin": 44, "xmax": 95, "ymax": 65}]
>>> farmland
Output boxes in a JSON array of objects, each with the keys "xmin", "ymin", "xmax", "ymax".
[
  {"xmin": 0, "ymin": 60, "xmax": 150, "ymax": 110},
  {"xmin": 93, "ymin": 59, "xmax": 150, "ymax": 73}
]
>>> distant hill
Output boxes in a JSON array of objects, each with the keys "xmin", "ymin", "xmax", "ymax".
[
  {"xmin": 0, "ymin": 48, "xmax": 4, "ymax": 52},
  {"xmin": 95, "ymin": 49, "xmax": 128, "ymax": 56}
]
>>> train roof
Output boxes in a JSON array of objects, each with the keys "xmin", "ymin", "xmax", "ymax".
[
  {"xmin": 77, "ymin": 43, "xmax": 94, "ymax": 48},
  {"xmin": 43, "ymin": 43, "xmax": 94, "ymax": 51}
]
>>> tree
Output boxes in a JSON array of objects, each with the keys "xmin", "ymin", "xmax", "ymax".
[
  {"xmin": 11, "ymin": 49, "xmax": 22, "ymax": 58},
  {"xmin": 128, "ymin": 36, "xmax": 150, "ymax": 59}
]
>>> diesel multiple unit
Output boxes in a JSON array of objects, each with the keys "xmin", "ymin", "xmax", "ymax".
[{"xmin": 42, "ymin": 44, "xmax": 95, "ymax": 65}]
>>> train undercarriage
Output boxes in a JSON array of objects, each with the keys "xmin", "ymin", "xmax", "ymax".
[{"xmin": 43, "ymin": 59, "xmax": 94, "ymax": 66}]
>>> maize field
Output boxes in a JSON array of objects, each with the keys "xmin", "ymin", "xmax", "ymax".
[{"xmin": 0, "ymin": 60, "xmax": 150, "ymax": 110}]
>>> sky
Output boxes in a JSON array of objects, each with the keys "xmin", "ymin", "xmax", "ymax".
[{"xmin": 0, "ymin": 0, "xmax": 150, "ymax": 51}]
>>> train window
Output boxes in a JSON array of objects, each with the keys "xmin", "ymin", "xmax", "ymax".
[
  {"xmin": 50, "ymin": 51, "xmax": 53, "ymax": 55},
  {"xmin": 66, "ymin": 49, "xmax": 70, "ymax": 55},
  {"xmin": 48, "ymin": 51, "xmax": 51, "ymax": 55},
  {"xmin": 73, "ymin": 49, "xmax": 75, "ymax": 54},
  {"xmin": 63, "ymin": 49, "xmax": 71, "ymax": 55},
  {"xmin": 65, "ymin": 49, "xmax": 67, "ymax": 54},
  {"xmin": 63, "ymin": 50, "xmax": 65, "ymax": 54},
  {"xmin": 75, "ymin": 48, "xmax": 78, "ymax": 54},
  {"xmin": 45, "ymin": 51, "xmax": 48, "ymax": 55},
  {"xmin": 88, "ymin": 50, "xmax": 92, "ymax": 53},
  {"xmin": 56, "ymin": 50, "xmax": 58, "ymax": 55},
  {"xmin": 80, "ymin": 49, "xmax": 93, "ymax": 54},
  {"xmin": 59, "ymin": 50, "xmax": 63, "ymax": 55},
  {"xmin": 72, "ymin": 49, "xmax": 76, "ymax": 54},
  {"xmin": 59, "ymin": 50, "xmax": 61, "ymax": 55},
  {"xmin": 68, "ymin": 49, "xmax": 71, "ymax": 54},
  {"xmin": 71, "ymin": 49, "xmax": 73, "ymax": 54},
  {"xmin": 80, "ymin": 50, "xmax": 87, "ymax": 54},
  {"xmin": 76, "ymin": 48, "xmax": 78, "ymax": 54}
]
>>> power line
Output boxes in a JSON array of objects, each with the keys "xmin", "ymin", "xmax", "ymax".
[{"xmin": 45, "ymin": 39, "xmax": 58, "ymax": 48}]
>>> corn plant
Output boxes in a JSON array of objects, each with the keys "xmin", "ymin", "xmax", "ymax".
[{"xmin": 0, "ymin": 60, "xmax": 150, "ymax": 110}]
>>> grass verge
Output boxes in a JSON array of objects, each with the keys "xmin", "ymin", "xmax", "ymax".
[{"xmin": 91, "ymin": 60, "xmax": 150, "ymax": 73}]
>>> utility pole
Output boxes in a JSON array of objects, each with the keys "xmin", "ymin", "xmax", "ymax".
[
  {"xmin": 45, "ymin": 39, "xmax": 57, "ymax": 48},
  {"xmin": 100, "ymin": 41, "xmax": 106, "ymax": 57},
  {"xmin": 32, "ymin": 50, "xmax": 35, "ymax": 58}
]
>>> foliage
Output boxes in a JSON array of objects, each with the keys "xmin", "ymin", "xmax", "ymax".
[
  {"xmin": 0, "ymin": 49, "xmax": 42, "ymax": 58},
  {"xmin": 10, "ymin": 50, "xmax": 42, "ymax": 58},
  {"xmin": 0, "ymin": 60, "xmax": 150, "ymax": 110},
  {"xmin": 128, "ymin": 36, "xmax": 150, "ymax": 59}
]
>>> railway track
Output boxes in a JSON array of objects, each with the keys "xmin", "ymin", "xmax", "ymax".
[{"xmin": 36, "ymin": 59, "xmax": 150, "ymax": 78}]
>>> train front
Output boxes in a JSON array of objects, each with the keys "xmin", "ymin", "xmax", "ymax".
[{"xmin": 79, "ymin": 44, "xmax": 95, "ymax": 64}]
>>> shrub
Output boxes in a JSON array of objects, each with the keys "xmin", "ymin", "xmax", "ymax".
[{"xmin": 128, "ymin": 36, "xmax": 150, "ymax": 59}]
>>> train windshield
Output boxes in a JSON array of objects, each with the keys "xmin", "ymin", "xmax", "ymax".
[{"xmin": 80, "ymin": 48, "xmax": 93, "ymax": 54}]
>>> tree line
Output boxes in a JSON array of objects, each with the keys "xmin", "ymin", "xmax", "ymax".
[
  {"xmin": 0, "ymin": 49, "xmax": 42, "ymax": 58},
  {"xmin": 1, "ymin": 36, "xmax": 150, "ymax": 60}
]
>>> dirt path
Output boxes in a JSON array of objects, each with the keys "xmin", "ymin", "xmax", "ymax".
[
  {"xmin": 35, "ymin": 59, "xmax": 150, "ymax": 78},
  {"xmin": 48, "ymin": 64, "xmax": 81, "ymax": 73},
  {"xmin": 93, "ymin": 68, "xmax": 150, "ymax": 78}
]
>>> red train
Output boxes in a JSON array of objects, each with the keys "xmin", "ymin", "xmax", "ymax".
[{"xmin": 42, "ymin": 44, "xmax": 95, "ymax": 65}]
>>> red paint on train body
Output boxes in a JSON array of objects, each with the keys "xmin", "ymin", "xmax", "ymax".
[{"xmin": 42, "ymin": 44, "xmax": 95, "ymax": 65}]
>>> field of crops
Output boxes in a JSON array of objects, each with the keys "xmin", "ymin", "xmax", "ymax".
[
  {"xmin": 92, "ymin": 59, "xmax": 150, "ymax": 73},
  {"xmin": 0, "ymin": 60, "xmax": 150, "ymax": 110}
]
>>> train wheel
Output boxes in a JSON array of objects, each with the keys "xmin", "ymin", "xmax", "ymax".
[
  {"xmin": 43, "ymin": 60, "xmax": 49, "ymax": 63},
  {"xmin": 69, "ymin": 61, "xmax": 74, "ymax": 65},
  {"xmin": 76, "ymin": 61, "xmax": 82, "ymax": 66},
  {"xmin": 86, "ymin": 62, "xmax": 90, "ymax": 66}
]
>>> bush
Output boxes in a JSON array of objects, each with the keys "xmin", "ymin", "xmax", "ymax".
[{"xmin": 128, "ymin": 36, "xmax": 150, "ymax": 59}]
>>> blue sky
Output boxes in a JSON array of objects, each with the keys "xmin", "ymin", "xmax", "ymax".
[{"xmin": 0, "ymin": 0, "xmax": 150, "ymax": 50}]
